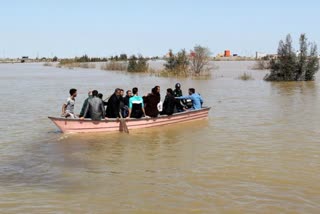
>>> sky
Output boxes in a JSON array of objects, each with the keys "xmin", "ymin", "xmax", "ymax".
[{"xmin": 0, "ymin": 0, "xmax": 319, "ymax": 58}]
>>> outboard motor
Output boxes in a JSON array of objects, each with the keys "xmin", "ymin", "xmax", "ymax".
[{"xmin": 180, "ymin": 99, "xmax": 193, "ymax": 109}]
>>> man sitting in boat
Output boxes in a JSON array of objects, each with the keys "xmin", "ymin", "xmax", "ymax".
[
  {"xmin": 176, "ymin": 88, "xmax": 203, "ymax": 110},
  {"xmin": 127, "ymin": 87, "xmax": 146, "ymax": 119},
  {"xmin": 143, "ymin": 86, "xmax": 161, "ymax": 118},
  {"xmin": 106, "ymin": 88, "xmax": 121, "ymax": 118},
  {"xmin": 80, "ymin": 90, "xmax": 106, "ymax": 120},
  {"xmin": 161, "ymin": 88, "xmax": 176, "ymax": 116},
  {"xmin": 79, "ymin": 90, "xmax": 92, "ymax": 118},
  {"xmin": 122, "ymin": 90, "xmax": 132, "ymax": 118},
  {"xmin": 61, "ymin": 88, "xmax": 77, "ymax": 118}
]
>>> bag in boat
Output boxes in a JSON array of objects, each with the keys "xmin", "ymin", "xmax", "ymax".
[{"xmin": 157, "ymin": 101, "xmax": 163, "ymax": 112}]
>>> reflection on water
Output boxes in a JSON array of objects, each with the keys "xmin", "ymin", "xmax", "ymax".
[{"xmin": 0, "ymin": 62, "xmax": 320, "ymax": 213}]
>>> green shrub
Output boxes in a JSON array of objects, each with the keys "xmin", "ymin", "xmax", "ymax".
[{"xmin": 265, "ymin": 34, "xmax": 319, "ymax": 81}]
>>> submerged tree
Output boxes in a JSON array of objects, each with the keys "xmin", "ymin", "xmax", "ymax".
[
  {"xmin": 127, "ymin": 55, "xmax": 148, "ymax": 72},
  {"xmin": 127, "ymin": 55, "xmax": 138, "ymax": 72},
  {"xmin": 190, "ymin": 45, "xmax": 211, "ymax": 75},
  {"xmin": 164, "ymin": 49, "xmax": 189, "ymax": 74},
  {"xmin": 265, "ymin": 34, "xmax": 319, "ymax": 81}
]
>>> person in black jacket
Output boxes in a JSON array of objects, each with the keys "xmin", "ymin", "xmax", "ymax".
[
  {"xmin": 122, "ymin": 90, "xmax": 132, "ymax": 118},
  {"xmin": 80, "ymin": 90, "xmax": 106, "ymax": 120},
  {"xmin": 143, "ymin": 87, "xmax": 160, "ymax": 117},
  {"xmin": 106, "ymin": 88, "xmax": 121, "ymax": 118},
  {"xmin": 161, "ymin": 88, "xmax": 176, "ymax": 116}
]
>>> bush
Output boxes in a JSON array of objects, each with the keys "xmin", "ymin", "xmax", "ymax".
[
  {"xmin": 164, "ymin": 49, "xmax": 189, "ymax": 75},
  {"xmin": 127, "ymin": 55, "xmax": 149, "ymax": 72},
  {"xmin": 265, "ymin": 34, "xmax": 319, "ymax": 81}
]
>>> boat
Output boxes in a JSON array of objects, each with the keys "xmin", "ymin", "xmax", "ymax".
[{"xmin": 48, "ymin": 107, "xmax": 211, "ymax": 133}]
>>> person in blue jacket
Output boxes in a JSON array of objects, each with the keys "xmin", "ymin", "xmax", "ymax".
[{"xmin": 176, "ymin": 88, "xmax": 203, "ymax": 110}]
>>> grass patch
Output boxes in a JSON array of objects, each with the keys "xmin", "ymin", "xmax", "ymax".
[
  {"xmin": 238, "ymin": 72, "xmax": 254, "ymax": 80},
  {"xmin": 57, "ymin": 62, "xmax": 96, "ymax": 69},
  {"xmin": 100, "ymin": 61, "xmax": 127, "ymax": 71},
  {"xmin": 43, "ymin": 62, "xmax": 53, "ymax": 66}
]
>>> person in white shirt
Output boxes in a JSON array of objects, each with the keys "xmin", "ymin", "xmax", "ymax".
[{"xmin": 61, "ymin": 88, "xmax": 77, "ymax": 118}]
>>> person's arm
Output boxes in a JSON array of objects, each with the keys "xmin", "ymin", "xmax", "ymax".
[
  {"xmin": 100, "ymin": 100, "xmax": 106, "ymax": 119},
  {"xmin": 127, "ymin": 98, "xmax": 132, "ymax": 118},
  {"xmin": 176, "ymin": 95, "xmax": 190, "ymax": 100},
  {"xmin": 79, "ymin": 99, "xmax": 88, "ymax": 117},
  {"xmin": 128, "ymin": 108, "xmax": 132, "ymax": 118},
  {"xmin": 80, "ymin": 101, "xmax": 89, "ymax": 120},
  {"xmin": 112, "ymin": 97, "xmax": 121, "ymax": 118},
  {"xmin": 61, "ymin": 104, "xmax": 66, "ymax": 115},
  {"xmin": 141, "ymin": 98, "xmax": 146, "ymax": 117},
  {"xmin": 199, "ymin": 95, "xmax": 203, "ymax": 106},
  {"xmin": 142, "ymin": 107, "xmax": 146, "ymax": 117}
]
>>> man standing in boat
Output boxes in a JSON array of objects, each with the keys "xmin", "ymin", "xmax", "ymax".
[
  {"xmin": 127, "ymin": 87, "xmax": 146, "ymax": 119},
  {"xmin": 61, "ymin": 88, "xmax": 77, "ymax": 118},
  {"xmin": 80, "ymin": 90, "xmax": 106, "ymax": 120},
  {"xmin": 173, "ymin": 83, "xmax": 184, "ymax": 112},
  {"xmin": 176, "ymin": 88, "xmax": 203, "ymax": 110}
]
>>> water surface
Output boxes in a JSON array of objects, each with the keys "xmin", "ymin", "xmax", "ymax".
[{"xmin": 0, "ymin": 62, "xmax": 319, "ymax": 213}]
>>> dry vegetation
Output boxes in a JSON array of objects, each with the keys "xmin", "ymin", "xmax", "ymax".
[
  {"xmin": 57, "ymin": 62, "xmax": 96, "ymax": 69},
  {"xmin": 100, "ymin": 61, "xmax": 128, "ymax": 71},
  {"xmin": 252, "ymin": 60, "xmax": 270, "ymax": 70},
  {"xmin": 43, "ymin": 62, "xmax": 53, "ymax": 66},
  {"xmin": 238, "ymin": 72, "xmax": 254, "ymax": 80}
]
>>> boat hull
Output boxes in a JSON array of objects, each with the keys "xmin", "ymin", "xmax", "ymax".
[{"xmin": 48, "ymin": 107, "xmax": 210, "ymax": 133}]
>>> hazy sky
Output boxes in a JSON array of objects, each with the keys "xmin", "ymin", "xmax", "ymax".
[{"xmin": 0, "ymin": 0, "xmax": 319, "ymax": 58}]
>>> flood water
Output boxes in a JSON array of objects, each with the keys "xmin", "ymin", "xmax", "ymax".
[{"xmin": 0, "ymin": 62, "xmax": 320, "ymax": 213}]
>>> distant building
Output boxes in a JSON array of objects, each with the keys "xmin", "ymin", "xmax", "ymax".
[
  {"xmin": 21, "ymin": 56, "xmax": 29, "ymax": 63},
  {"xmin": 256, "ymin": 52, "xmax": 267, "ymax": 59},
  {"xmin": 224, "ymin": 50, "xmax": 231, "ymax": 57}
]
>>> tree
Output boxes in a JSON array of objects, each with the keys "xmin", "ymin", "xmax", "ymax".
[
  {"xmin": 127, "ymin": 55, "xmax": 138, "ymax": 72},
  {"xmin": 176, "ymin": 49, "xmax": 189, "ymax": 73},
  {"xmin": 164, "ymin": 49, "xmax": 189, "ymax": 74},
  {"xmin": 305, "ymin": 43, "xmax": 319, "ymax": 81},
  {"xmin": 164, "ymin": 49, "xmax": 175, "ymax": 70},
  {"xmin": 127, "ymin": 55, "xmax": 148, "ymax": 72},
  {"xmin": 119, "ymin": 54, "xmax": 128, "ymax": 61},
  {"xmin": 52, "ymin": 56, "xmax": 58, "ymax": 62},
  {"xmin": 265, "ymin": 34, "xmax": 319, "ymax": 81},
  {"xmin": 136, "ymin": 55, "xmax": 149, "ymax": 72},
  {"xmin": 190, "ymin": 45, "xmax": 211, "ymax": 75}
]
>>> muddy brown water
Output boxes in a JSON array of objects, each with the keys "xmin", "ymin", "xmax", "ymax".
[{"xmin": 0, "ymin": 61, "xmax": 319, "ymax": 213}]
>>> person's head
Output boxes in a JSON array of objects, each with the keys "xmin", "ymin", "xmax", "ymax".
[
  {"xmin": 175, "ymin": 83, "xmax": 181, "ymax": 90},
  {"xmin": 167, "ymin": 88, "xmax": 173, "ymax": 96},
  {"xmin": 120, "ymin": 89, "xmax": 124, "ymax": 96},
  {"xmin": 69, "ymin": 88, "xmax": 77, "ymax": 97},
  {"xmin": 97, "ymin": 93, "xmax": 103, "ymax": 99},
  {"xmin": 151, "ymin": 87, "xmax": 157, "ymax": 94},
  {"xmin": 155, "ymin": 85, "xmax": 160, "ymax": 94},
  {"xmin": 114, "ymin": 88, "xmax": 121, "ymax": 96},
  {"xmin": 92, "ymin": 90, "xmax": 99, "ymax": 97},
  {"xmin": 188, "ymin": 88, "xmax": 195, "ymax": 95},
  {"xmin": 126, "ymin": 90, "xmax": 132, "ymax": 97},
  {"xmin": 132, "ymin": 87, "xmax": 138, "ymax": 95}
]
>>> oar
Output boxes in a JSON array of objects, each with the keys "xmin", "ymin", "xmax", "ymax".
[{"xmin": 119, "ymin": 111, "xmax": 129, "ymax": 133}]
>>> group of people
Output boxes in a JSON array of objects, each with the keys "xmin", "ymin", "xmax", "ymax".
[{"xmin": 61, "ymin": 83, "xmax": 204, "ymax": 120}]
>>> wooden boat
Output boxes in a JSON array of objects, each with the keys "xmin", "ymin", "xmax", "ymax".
[{"xmin": 48, "ymin": 107, "xmax": 210, "ymax": 133}]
